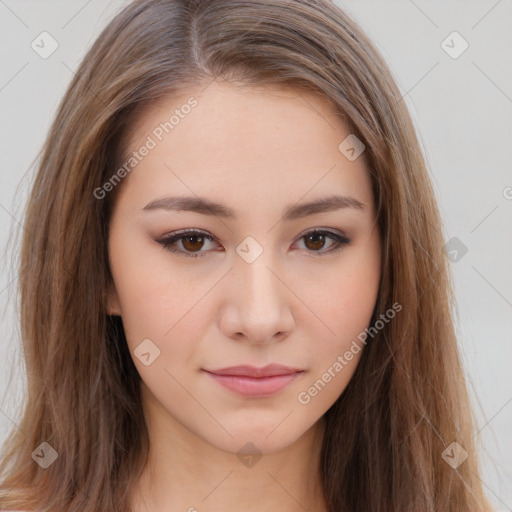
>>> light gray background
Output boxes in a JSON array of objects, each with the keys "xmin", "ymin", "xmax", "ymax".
[{"xmin": 1, "ymin": 1, "xmax": 511, "ymax": 509}]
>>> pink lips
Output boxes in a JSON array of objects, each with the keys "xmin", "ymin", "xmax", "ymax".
[{"xmin": 203, "ymin": 364, "xmax": 304, "ymax": 397}]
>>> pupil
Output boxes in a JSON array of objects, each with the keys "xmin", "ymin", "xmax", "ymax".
[
  {"xmin": 184, "ymin": 235, "xmax": 204, "ymax": 251},
  {"xmin": 306, "ymin": 233, "xmax": 325, "ymax": 250}
]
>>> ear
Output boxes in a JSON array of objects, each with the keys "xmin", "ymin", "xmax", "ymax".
[{"xmin": 106, "ymin": 281, "xmax": 122, "ymax": 316}]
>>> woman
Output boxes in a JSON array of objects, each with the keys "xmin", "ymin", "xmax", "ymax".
[{"xmin": 0, "ymin": 0, "xmax": 492, "ymax": 510}]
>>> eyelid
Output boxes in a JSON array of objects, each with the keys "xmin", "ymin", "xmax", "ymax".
[
  {"xmin": 159, "ymin": 227, "xmax": 213, "ymax": 239},
  {"xmin": 296, "ymin": 227, "xmax": 348, "ymax": 241}
]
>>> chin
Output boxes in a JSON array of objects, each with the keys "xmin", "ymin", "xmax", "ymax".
[{"xmin": 199, "ymin": 417, "xmax": 313, "ymax": 456}]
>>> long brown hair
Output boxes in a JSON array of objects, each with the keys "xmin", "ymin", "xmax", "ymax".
[{"xmin": 0, "ymin": 0, "xmax": 491, "ymax": 510}]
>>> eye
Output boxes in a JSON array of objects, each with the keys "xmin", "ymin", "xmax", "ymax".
[
  {"xmin": 293, "ymin": 229, "xmax": 350, "ymax": 255},
  {"xmin": 156, "ymin": 229, "xmax": 221, "ymax": 258},
  {"xmin": 156, "ymin": 228, "xmax": 351, "ymax": 258}
]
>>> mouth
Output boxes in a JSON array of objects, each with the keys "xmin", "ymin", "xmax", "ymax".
[{"xmin": 202, "ymin": 364, "xmax": 305, "ymax": 397}]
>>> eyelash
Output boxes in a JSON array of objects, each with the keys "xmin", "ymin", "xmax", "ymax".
[{"xmin": 156, "ymin": 228, "xmax": 351, "ymax": 258}]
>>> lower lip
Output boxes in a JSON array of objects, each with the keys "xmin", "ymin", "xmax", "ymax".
[{"xmin": 204, "ymin": 371, "xmax": 302, "ymax": 397}]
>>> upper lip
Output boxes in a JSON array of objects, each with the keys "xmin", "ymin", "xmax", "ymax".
[{"xmin": 204, "ymin": 364, "xmax": 304, "ymax": 378}]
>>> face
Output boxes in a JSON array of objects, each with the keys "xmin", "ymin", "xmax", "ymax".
[{"xmin": 106, "ymin": 80, "xmax": 381, "ymax": 455}]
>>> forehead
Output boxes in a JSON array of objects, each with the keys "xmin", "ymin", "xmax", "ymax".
[
  {"xmin": 126, "ymin": 80, "xmax": 345, "ymax": 148},
  {"xmin": 115, "ymin": 80, "xmax": 373, "ymax": 215}
]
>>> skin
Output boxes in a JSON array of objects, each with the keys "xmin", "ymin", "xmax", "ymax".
[{"xmin": 107, "ymin": 80, "xmax": 381, "ymax": 512}]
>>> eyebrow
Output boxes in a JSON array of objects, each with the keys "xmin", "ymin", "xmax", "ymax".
[{"xmin": 142, "ymin": 194, "xmax": 365, "ymax": 221}]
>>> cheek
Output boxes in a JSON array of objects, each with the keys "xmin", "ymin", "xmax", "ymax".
[
  {"xmin": 296, "ymin": 234, "xmax": 380, "ymax": 402},
  {"xmin": 111, "ymin": 273, "xmax": 203, "ymax": 365},
  {"xmin": 108, "ymin": 229, "xmax": 203, "ymax": 356},
  {"xmin": 305, "ymin": 234, "xmax": 381, "ymax": 344}
]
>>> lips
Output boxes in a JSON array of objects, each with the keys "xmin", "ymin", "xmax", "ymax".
[
  {"xmin": 205, "ymin": 364, "xmax": 304, "ymax": 378},
  {"xmin": 203, "ymin": 364, "xmax": 304, "ymax": 397}
]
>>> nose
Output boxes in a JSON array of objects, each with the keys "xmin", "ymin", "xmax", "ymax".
[{"xmin": 218, "ymin": 253, "xmax": 295, "ymax": 345}]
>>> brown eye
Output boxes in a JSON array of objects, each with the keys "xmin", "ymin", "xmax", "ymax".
[
  {"xmin": 157, "ymin": 230, "xmax": 219, "ymax": 258},
  {"xmin": 181, "ymin": 234, "xmax": 206, "ymax": 252},
  {"xmin": 296, "ymin": 229, "xmax": 350, "ymax": 255},
  {"xmin": 304, "ymin": 232, "xmax": 327, "ymax": 251},
  {"xmin": 157, "ymin": 228, "xmax": 350, "ymax": 258}
]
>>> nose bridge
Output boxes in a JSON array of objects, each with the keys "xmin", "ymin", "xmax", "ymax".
[
  {"xmin": 225, "ymin": 243, "xmax": 294, "ymax": 342},
  {"xmin": 237, "ymin": 245, "xmax": 282, "ymax": 312}
]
